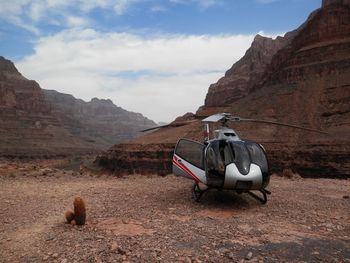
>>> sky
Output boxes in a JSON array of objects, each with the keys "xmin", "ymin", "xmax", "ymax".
[{"xmin": 0, "ymin": 0, "xmax": 321, "ymax": 123}]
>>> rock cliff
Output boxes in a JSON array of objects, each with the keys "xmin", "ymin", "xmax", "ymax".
[
  {"xmin": 0, "ymin": 57, "xmax": 156, "ymax": 157},
  {"xmin": 43, "ymin": 90, "xmax": 156, "ymax": 147},
  {"xmin": 322, "ymin": 0, "xmax": 350, "ymax": 7},
  {"xmin": 204, "ymin": 33, "xmax": 295, "ymax": 106},
  {"xmin": 238, "ymin": 0, "xmax": 350, "ymax": 177},
  {"xmin": 97, "ymin": 1, "xmax": 350, "ymax": 178},
  {"xmin": 0, "ymin": 56, "xmax": 94, "ymax": 157}
]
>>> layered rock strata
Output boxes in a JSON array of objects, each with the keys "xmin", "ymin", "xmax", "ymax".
[
  {"xmin": 204, "ymin": 33, "xmax": 296, "ymax": 107},
  {"xmin": 0, "ymin": 56, "xmax": 156, "ymax": 157},
  {"xmin": 43, "ymin": 90, "xmax": 156, "ymax": 147},
  {"xmin": 0, "ymin": 56, "xmax": 93, "ymax": 157}
]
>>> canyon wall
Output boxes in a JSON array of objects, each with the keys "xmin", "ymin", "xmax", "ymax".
[
  {"xmin": 43, "ymin": 90, "xmax": 156, "ymax": 148},
  {"xmin": 204, "ymin": 33, "xmax": 295, "ymax": 107},
  {"xmin": 0, "ymin": 56, "xmax": 94, "ymax": 157},
  {"xmin": 0, "ymin": 56, "xmax": 156, "ymax": 157}
]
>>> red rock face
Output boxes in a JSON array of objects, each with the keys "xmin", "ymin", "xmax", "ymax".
[
  {"xmin": 204, "ymin": 33, "xmax": 295, "ymax": 107},
  {"xmin": 95, "ymin": 143, "xmax": 175, "ymax": 176},
  {"xmin": 0, "ymin": 57, "xmax": 156, "ymax": 157},
  {"xmin": 43, "ymin": 90, "xmax": 156, "ymax": 147},
  {"xmin": 0, "ymin": 57, "xmax": 49, "ymax": 114},
  {"xmin": 0, "ymin": 56, "xmax": 98, "ymax": 157},
  {"xmin": 97, "ymin": 2, "xmax": 350, "ymax": 178},
  {"xmin": 322, "ymin": 0, "xmax": 350, "ymax": 7},
  {"xmin": 244, "ymin": 2, "xmax": 350, "ymax": 177}
]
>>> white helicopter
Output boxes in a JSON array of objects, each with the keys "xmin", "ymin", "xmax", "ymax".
[{"xmin": 171, "ymin": 113, "xmax": 327, "ymax": 204}]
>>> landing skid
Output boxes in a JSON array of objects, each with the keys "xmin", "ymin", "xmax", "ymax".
[
  {"xmin": 191, "ymin": 182, "xmax": 208, "ymax": 202},
  {"xmin": 247, "ymin": 189, "xmax": 271, "ymax": 204},
  {"xmin": 192, "ymin": 182, "xmax": 271, "ymax": 204}
]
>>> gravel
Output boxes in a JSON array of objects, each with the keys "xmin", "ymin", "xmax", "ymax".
[{"xmin": 0, "ymin": 160, "xmax": 349, "ymax": 262}]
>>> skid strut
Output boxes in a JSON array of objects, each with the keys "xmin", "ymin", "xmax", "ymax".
[
  {"xmin": 191, "ymin": 182, "xmax": 208, "ymax": 202},
  {"xmin": 247, "ymin": 189, "xmax": 271, "ymax": 204}
]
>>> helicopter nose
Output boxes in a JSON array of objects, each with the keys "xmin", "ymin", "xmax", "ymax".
[
  {"xmin": 235, "ymin": 161, "xmax": 250, "ymax": 175},
  {"xmin": 242, "ymin": 166, "xmax": 249, "ymax": 174}
]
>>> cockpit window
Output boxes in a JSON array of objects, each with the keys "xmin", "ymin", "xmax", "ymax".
[
  {"xmin": 245, "ymin": 142, "xmax": 268, "ymax": 174},
  {"xmin": 207, "ymin": 147, "xmax": 217, "ymax": 170},
  {"xmin": 206, "ymin": 140, "xmax": 234, "ymax": 171},
  {"xmin": 175, "ymin": 139, "xmax": 205, "ymax": 169},
  {"xmin": 229, "ymin": 142, "xmax": 250, "ymax": 175},
  {"xmin": 222, "ymin": 142, "xmax": 234, "ymax": 165},
  {"xmin": 204, "ymin": 139, "xmax": 268, "ymax": 178},
  {"xmin": 205, "ymin": 140, "xmax": 230, "ymax": 188}
]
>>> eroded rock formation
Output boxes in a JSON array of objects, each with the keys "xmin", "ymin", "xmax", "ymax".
[
  {"xmin": 204, "ymin": 33, "xmax": 295, "ymax": 107},
  {"xmin": 0, "ymin": 56, "xmax": 156, "ymax": 157},
  {"xmin": 0, "ymin": 56, "xmax": 93, "ymax": 157},
  {"xmin": 44, "ymin": 90, "xmax": 156, "ymax": 147}
]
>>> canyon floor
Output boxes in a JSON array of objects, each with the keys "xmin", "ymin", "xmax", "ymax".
[{"xmin": 0, "ymin": 159, "xmax": 349, "ymax": 263}]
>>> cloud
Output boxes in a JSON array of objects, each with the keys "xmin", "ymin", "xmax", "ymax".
[
  {"xmin": 0, "ymin": 1, "xmax": 41, "ymax": 35},
  {"xmin": 17, "ymin": 29, "xmax": 257, "ymax": 122},
  {"xmin": 0, "ymin": 0, "xmax": 222, "ymax": 35},
  {"xmin": 0, "ymin": 0, "xmax": 140, "ymax": 34},
  {"xmin": 197, "ymin": 0, "xmax": 220, "ymax": 8},
  {"xmin": 169, "ymin": 0, "xmax": 221, "ymax": 9},
  {"xmin": 113, "ymin": 0, "xmax": 140, "ymax": 15},
  {"xmin": 66, "ymin": 16, "xmax": 91, "ymax": 28},
  {"xmin": 151, "ymin": 5, "xmax": 168, "ymax": 13}
]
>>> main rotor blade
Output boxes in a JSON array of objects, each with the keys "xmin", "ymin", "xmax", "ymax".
[
  {"xmin": 140, "ymin": 120, "xmax": 197, "ymax": 132},
  {"xmin": 140, "ymin": 124, "xmax": 173, "ymax": 132},
  {"xmin": 238, "ymin": 118, "xmax": 328, "ymax": 134},
  {"xmin": 202, "ymin": 113, "xmax": 231, "ymax": 123}
]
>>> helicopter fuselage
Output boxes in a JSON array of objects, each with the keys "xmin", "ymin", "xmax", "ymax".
[{"xmin": 172, "ymin": 131, "xmax": 271, "ymax": 203}]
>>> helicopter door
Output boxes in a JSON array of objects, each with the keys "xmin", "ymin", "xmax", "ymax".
[{"xmin": 173, "ymin": 139, "xmax": 206, "ymax": 183}]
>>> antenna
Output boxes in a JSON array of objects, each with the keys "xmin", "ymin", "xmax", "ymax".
[{"xmin": 203, "ymin": 123, "xmax": 210, "ymax": 141}]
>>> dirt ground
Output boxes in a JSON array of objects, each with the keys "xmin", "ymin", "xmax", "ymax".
[{"xmin": 0, "ymin": 160, "xmax": 349, "ymax": 263}]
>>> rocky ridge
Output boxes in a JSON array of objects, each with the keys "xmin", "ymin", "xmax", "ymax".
[
  {"xmin": 97, "ymin": 1, "xmax": 350, "ymax": 177},
  {"xmin": 43, "ymin": 90, "xmax": 156, "ymax": 147},
  {"xmin": 0, "ymin": 56, "xmax": 156, "ymax": 157},
  {"xmin": 204, "ymin": 32, "xmax": 296, "ymax": 107},
  {"xmin": 0, "ymin": 56, "xmax": 91, "ymax": 157}
]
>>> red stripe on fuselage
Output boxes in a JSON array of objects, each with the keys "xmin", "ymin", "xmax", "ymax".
[{"xmin": 172, "ymin": 156, "xmax": 201, "ymax": 183}]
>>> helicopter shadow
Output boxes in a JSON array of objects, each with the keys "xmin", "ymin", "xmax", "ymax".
[{"xmin": 192, "ymin": 188, "xmax": 261, "ymax": 211}]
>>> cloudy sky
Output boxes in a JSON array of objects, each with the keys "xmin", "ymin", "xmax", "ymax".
[{"xmin": 0, "ymin": 0, "xmax": 320, "ymax": 123}]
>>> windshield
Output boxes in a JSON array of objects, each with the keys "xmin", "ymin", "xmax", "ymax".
[
  {"xmin": 229, "ymin": 142, "xmax": 250, "ymax": 175},
  {"xmin": 206, "ymin": 140, "xmax": 230, "ymax": 174},
  {"xmin": 245, "ymin": 141, "xmax": 268, "ymax": 174},
  {"xmin": 206, "ymin": 140, "xmax": 268, "ymax": 176},
  {"xmin": 205, "ymin": 140, "xmax": 231, "ymax": 188}
]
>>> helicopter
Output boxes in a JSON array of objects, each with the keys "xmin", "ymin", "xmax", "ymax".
[
  {"xmin": 143, "ymin": 113, "xmax": 327, "ymax": 204},
  {"xmin": 171, "ymin": 113, "xmax": 327, "ymax": 204}
]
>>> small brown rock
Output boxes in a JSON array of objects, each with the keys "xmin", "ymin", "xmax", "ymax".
[
  {"xmin": 246, "ymin": 252, "xmax": 253, "ymax": 260},
  {"xmin": 117, "ymin": 246, "xmax": 126, "ymax": 255},
  {"xmin": 110, "ymin": 242, "xmax": 119, "ymax": 252}
]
